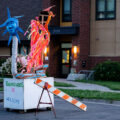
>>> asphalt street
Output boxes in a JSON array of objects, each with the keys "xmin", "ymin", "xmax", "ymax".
[{"xmin": 0, "ymin": 96, "xmax": 120, "ymax": 120}]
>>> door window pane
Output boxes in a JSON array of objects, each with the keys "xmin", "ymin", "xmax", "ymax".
[
  {"xmin": 61, "ymin": 43, "xmax": 72, "ymax": 48},
  {"xmin": 62, "ymin": 50, "xmax": 69, "ymax": 64}
]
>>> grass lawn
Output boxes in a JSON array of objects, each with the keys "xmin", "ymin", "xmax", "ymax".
[
  {"xmin": 55, "ymin": 81, "xmax": 75, "ymax": 87},
  {"xmin": 60, "ymin": 89, "xmax": 120, "ymax": 101},
  {"xmin": 75, "ymin": 79, "xmax": 120, "ymax": 91}
]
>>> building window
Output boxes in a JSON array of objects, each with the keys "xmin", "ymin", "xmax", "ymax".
[
  {"xmin": 96, "ymin": 0, "xmax": 116, "ymax": 20},
  {"xmin": 19, "ymin": 46, "xmax": 29, "ymax": 56},
  {"xmin": 62, "ymin": 0, "xmax": 72, "ymax": 22}
]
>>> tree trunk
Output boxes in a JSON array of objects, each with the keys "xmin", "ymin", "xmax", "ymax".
[{"xmin": 11, "ymin": 36, "xmax": 18, "ymax": 77}]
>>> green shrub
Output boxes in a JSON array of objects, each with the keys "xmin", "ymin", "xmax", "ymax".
[
  {"xmin": 94, "ymin": 61, "xmax": 120, "ymax": 81},
  {"xmin": 45, "ymin": 68, "xmax": 49, "ymax": 77},
  {"xmin": 0, "ymin": 57, "xmax": 22, "ymax": 77},
  {"xmin": 0, "ymin": 58, "xmax": 7, "ymax": 66},
  {"xmin": 0, "ymin": 58, "xmax": 11, "ymax": 77}
]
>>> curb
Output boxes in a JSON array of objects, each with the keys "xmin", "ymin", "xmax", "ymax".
[{"xmin": 81, "ymin": 98, "xmax": 120, "ymax": 106}]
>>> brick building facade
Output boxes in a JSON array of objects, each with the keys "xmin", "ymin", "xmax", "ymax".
[{"xmin": 43, "ymin": 0, "xmax": 120, "ymax": 77}]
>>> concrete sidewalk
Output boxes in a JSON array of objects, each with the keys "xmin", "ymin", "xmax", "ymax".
[{"xmin": 55, "ymin": 78, "xmax": 120, "ymax": 93}]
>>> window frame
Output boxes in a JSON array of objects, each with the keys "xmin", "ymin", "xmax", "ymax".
[
  {"xmin": 96, "ymin": 0, "xmax": 116, "ymax": 20},
  {"xmin": 62, "ymin": 0, "xmax": 72, "ymax": 22}
]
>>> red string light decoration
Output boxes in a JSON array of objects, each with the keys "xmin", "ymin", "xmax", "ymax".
[{"xmin": 26, "ymin": 9, "xmax": 55, "ymax": 73}]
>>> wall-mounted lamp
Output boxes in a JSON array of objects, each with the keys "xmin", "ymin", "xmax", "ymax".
[
  {"xmin": 73, "ymin": 46, "xmax": 78, "ymax": 66},
  {"xmin": 44, "ymin": 47, "xmax": 49, "ymax": 60},
  {"xmin": 73, "ymin": 46, "xmax": 77, "ymax": 54},
  {"xmin": 44, "ymin": 47, "xmax": 47, "ymax": 55}
]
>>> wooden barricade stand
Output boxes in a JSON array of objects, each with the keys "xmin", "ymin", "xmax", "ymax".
[{"xmin": 35, "ymin": 82, "xmax": 56, "ymax": 118}]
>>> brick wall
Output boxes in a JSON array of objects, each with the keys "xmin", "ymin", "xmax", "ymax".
[
  {"xmin": 72, "ymin": 0, "xmax": 91, "ymax": 72},
  {"xmin": 50, "ymin": 0, "xmax": 60, "ymax": 26},
  {"xmin": 42, "ymin": 0, "xmax": 60, "ymax": 77},
  {"xmin": 48, "ymin": 36, "xmax": 61, "ymax": 77}
]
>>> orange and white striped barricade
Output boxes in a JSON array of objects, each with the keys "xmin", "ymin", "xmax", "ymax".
[{"xmin": 35, "ymin": 78, "xmax": 87, "ymax": 111}]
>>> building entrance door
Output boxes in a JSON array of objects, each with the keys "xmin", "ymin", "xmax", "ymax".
[{"xmin": 61, "ymin": 48, "xmax": 71, "ymax": 77}]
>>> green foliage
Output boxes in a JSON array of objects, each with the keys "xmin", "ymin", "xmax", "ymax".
[
  {"xmin": 0, "ymin": 59, "xmax": 11, "ymax": 76},
  {"xmin": 0, "ymin": 58, "xmax": 6, "ymax": 66},
  {"xmin": 94, "ymin": 61, "xmax": 120, "ymax": 81},
  {"xmin": 17, "ymin": 62, "xmax": 23, "ymax": 73},
  {"xmin": 0, "ymin": 57, "xmax": 22, "ymax": 77},
  {"xmin": 45, "ymin": 68, "xmax": 49, "ymax": 77}
]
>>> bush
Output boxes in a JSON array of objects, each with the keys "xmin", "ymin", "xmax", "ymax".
[
  {"xmin": 0, "ymin": 58, "xmax": 12, "ymax": 77},
  {"xmin": 94, "ymin": 61, "xmax": 120, "ymax": 81},
  {"xmin": 0, "ymin": 57, "xmax": 22, "ymax": 77},
  {"xmin": 0, "ymin": 58, "xmax": 7, "ymax": 66}
]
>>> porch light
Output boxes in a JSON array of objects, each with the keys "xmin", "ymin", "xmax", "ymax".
[
  {"xmin": 44, "ymin": 47, "xmax": 49, "ymax": 60},
  {"xmin": 73, "ymin": 46, "xmax": 77, "ymax": 54},
  {"xmin": 44, "ymin": 47, "xmax": 47, "ymax": 54}
]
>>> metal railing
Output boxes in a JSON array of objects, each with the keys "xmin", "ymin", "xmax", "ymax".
[{"xmin": 78, "ymin": 70, "xmax": 94, "ymax": 80}]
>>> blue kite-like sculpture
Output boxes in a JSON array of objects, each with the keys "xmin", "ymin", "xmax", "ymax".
[{"xmin": 0, "ymin": 8, "xmax": 24, "ymax": 46}]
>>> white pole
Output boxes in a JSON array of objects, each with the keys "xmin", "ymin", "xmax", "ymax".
[{"xmin": 11, "ymin": 36, "xmax": 18, "ymax": 77}]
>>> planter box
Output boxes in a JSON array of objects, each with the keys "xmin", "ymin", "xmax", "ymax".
[{"xmin": 4, "ymin": 77, "xmax": 54, "ymax": 110}]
